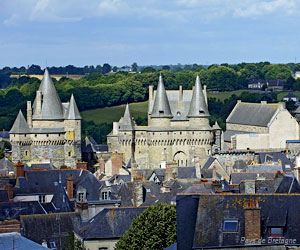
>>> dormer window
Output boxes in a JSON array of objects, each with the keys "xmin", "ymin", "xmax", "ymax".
[
  {"xmin": 78, "ymin": 192, "xmax": 85, "ymax": 201},
  {"xmin": 101, "ymin": 190, "xmax": 111, "ymax": 200},
  {"xmin": 270, "ymin": 227, "xmax": 283, "ymax": 237},
  {"xmin": 177, "ymin": 111, "xmax": 181, "ymax": 116},
  {"xmin": 223, "ymin": 220, "xmax": 238, "ymax": 232}
]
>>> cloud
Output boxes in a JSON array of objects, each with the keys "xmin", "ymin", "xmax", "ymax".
[{"xmin": 233, "ymin": 0, "xmax": 298, "ymax": 17}]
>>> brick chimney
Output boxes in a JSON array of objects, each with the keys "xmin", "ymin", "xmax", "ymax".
[
  {"xmin": 244, "ymin": 200, "xmax": 261, "ymax": 242},
  {"xmin": 67, "ymin": 175, "xmax": 74, "ymax": 200},
  {"xmin": 111, "ymin": 152, "xmax": 123, "ymax": 176},
  {"xmin": 14, "ymin": 162, "xmax": 24, "ymax": 178},
  {"xmin": 99, "ymin": 156, "xmax": 105, "ymax": 174},
  {"xmin": 76, "ymin": 161, "xmax": 87, "ymax": 170},
  {"xmin": 0, "ymin": 220, "xmax": 20, "ymax": 233},
  {"xmin": 5, "ymin": 184, "xmax": 14, "ymax": 200}
]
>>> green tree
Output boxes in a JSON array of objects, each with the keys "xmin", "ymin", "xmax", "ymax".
[
  {"xmin": 62, "ymin": 232, "xmax": 85, "ymax": 250},
  {"xmin": 0, "ymin": 147, "xmax": 4, "ymax": 159},
  {"xmin": 285, "ymin": 76, "xmax": 296, "ymax": 90},
  {"xmin": 102, "ymin": 63, "xmax": 112, "ymax": 74},
  {"xmin": 263, "ymin": 64, "xmax": 292, "ymax": 80},
  {"xmin": 115, "ymin": 203, "xmax": 176, "ymax": 250},
  {"xmin": 131, "ymin": 62, "xmax": 138, "ymax": 72},
  {"xmin": 141, "ymin": 67, "xmax": 156, "ymax": 73}
]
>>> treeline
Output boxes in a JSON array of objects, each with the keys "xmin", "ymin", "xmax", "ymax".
[{"xmin": 0, "ymin": 62, "xmax": 299, "ymax": 143}]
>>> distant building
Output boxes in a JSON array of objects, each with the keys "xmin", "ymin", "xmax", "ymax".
[
  {"xmin": 283, "ymin": 92, "xmax": 299, "ymax": 102},
  {"xmin": 292, "ymin": 71, "xmax": 300, "ymax": 79},
  {"xmin": 248, "ymin": 79, "xmax": 285, "ymax": 91},
  {"xmin": 224, "ymin": 101, "xmax": 299, "ymax": 150},
  {"xmin": 107, "ymin": 74, "xmax": 222, "ymax": 169},
  {"xmin": 9, "ymin": 69, "xmax": 82, "ymax": 168}
]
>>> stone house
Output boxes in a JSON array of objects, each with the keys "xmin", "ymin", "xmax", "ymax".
[
  {"xmin": 225, "ymin": 101, "xmax": 299, "ymax": 150},
  {"xmin": 10, "ymin": 69, "xmax": 82, "ymax": 168},
  {"xmin": 107, "ymin": 74, "xmax": 222, "ymax": 169}
]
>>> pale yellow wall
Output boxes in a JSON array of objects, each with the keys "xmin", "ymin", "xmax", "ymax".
[
  {"xmin": 268, "ymin": 109, "xmax": 299, "ymax": 148},
  {"xmin": 32, "ymin": 120, "xmax": 64, "ymax": 128},
  {"xmin": 83, "ymin": 239, "xmax": 119, "ymax": 250},
  {"xmin": 234, "ymin": 133, "xmax": 270, "ymax": 150}
]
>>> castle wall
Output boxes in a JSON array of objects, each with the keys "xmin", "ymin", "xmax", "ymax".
[{"xmin": 32, "ymin": 120, "xmax": 64, "ymax": 128}]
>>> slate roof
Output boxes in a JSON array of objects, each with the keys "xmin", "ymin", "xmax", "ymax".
[
  {"xmin": 187, "ymin": 75, "xmax": 209, "ymax": 118},
  {"xmin": 0, "ymin": 131, "xmax": 9, "ymax": 139},
  {"xmin": 268, "ymin": 79, "xmax": 286, "ymax": 87},
  {"xmin": 232, "ymin": 160, "xmax": 248, "ymax": 171},
  {"xmin": 76, "ymin": 207, "xmax": 146, "ymax": 240},
  {"xmin": 178, "ymin": 167, "xmax": 197, "ymax": 179},
  {"xmin": 32, "ymin": 68, "xmax": 64, "ymax": 120},
  {"xmin": 15, "ymin": 169, "xmax": 102, "ymax": 202},
  {"xmin": 257, "ymin": 152, "xmax": 293, "ymax": 171},
  {"xmin": 283, "ymin": 92, "xmax": 298, "ymax": 99},
  {"xmin": 0, "ymin": 158, "xmax": 14, "ymax": 173},
  {"xmin": 118, "ymin": 104, "xmax": 135, "ymax": 131},
  {"xmin": 151, "ymin": 74, "xmax": 173, "ymax": 118},
  {"xmin": 230, "ymin": 172, "xmax": 278, "ymax": 185},
  {"xmin": 21, "ymin": 212, "xmax": 81, "ymax": 249},
  {"xmin": 66, "ymin": 94, "xmax": 81, "ymax": 120},
  {"xmin": 0, "ymin": 189, "xmax": 9, "ymax": 202},
  {"xmin": 202, "ymin": 157, "xmax": 215, "ymax": 170},
  {"xmin": 247, "ymin": 165, "xmax": 283, "ymax": 172},
  {"xmin": 177, "ymin": 193, "xmax": 300, "ymax": 250},
  {"xmin": 0, "ymin": 232, "xmax": 48, "ymax": 250},
  {"xmin": 10, "ymin": 110, "xmax": 30, "ymax": 134},
  {"xmin": 226, "ymin": 102, "xmax": 279, "ymax": 127},
  {"xmin": 24, "ymin": 162, "xmax": 56, "ymax": 171},
  {"xmin": 275, "ymin": 175, "xmax": 300, "ymax": 193},
  {"xmin": 0, "ymin": 201, "xmax": 46, "ymax": 221}
]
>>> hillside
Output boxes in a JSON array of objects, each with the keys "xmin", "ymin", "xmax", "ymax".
[{"xmin": 81, "ymin": 101, "xmax": 148, "ymax": 125}]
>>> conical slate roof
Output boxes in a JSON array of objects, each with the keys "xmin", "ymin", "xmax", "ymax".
[
  {"xmin": 187, "ymin": 75, "xmax": 210, "ymax": 118},
  {"xmin": 119, "ymin": 104, "xmax": 135, "ymax": 131},
  {"xmin": 151, "ymin": 74, "xmax": 173, "ymax": 118},
  {"xmin": 66, "ymin": 94, "xmax": 81, "ymax": 120},
  {"xmin": 33, "ymin": 68, "xmax": 64, "ymax": 120},
  {"xmin": 10, "ymin": 110, "xmax": 30, "ymax": 134}
]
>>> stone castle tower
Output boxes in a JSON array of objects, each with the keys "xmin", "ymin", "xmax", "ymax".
[
  {"xmin": 10, "ymin": 69, "xmax": 82, "ymax": 168},
  {"xmin": 107, "ymin": 74, "xmax": 222, "ymax": 169}
]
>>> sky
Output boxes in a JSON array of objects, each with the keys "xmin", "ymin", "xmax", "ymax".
[{"xmin": 0, "ymin": 0, "xmax": 300, "ymax": 67}]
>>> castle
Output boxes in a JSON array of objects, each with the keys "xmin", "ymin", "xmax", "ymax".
[
  {"xmin": 107, "ymin": 74, "xmax": 222, "ymax": 169},
  {"xmin": 10, "ymin": 69, "xmax": 82, "ymax": 168}
]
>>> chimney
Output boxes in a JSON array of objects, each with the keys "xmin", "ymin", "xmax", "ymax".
[
  {"xmin": 149, "ymin": 85, "xmax": 154, "ymax": 101},
  {"xmin": 111, "ymin": 152, "xmax": 123, "ymax": 175},
  {"xmin": 14, "ymin": 162, "xmax": 24, "ymax": 178},
  {"xmin": 76, "ymin": 201, "xmax": 89, "ymax": 221},
  {"xmin": 244, "ymin": 180, "xmax": 255, "ymax": 193},
  {"xmin": 133, "ymin": 174, "xmax": 144, "ymax": 207},
  {"xmin": 112, "ymin": 122, "xmax": 119, "ymax": 135},
  {"xmin": 99, "ymin": 156, "xmax": 105, "ymax": 174},
  {"xmin": 0, "ymin": 220, "xmax": 20, "ymax": 233},
  {"xmin": 212, "ymin": 166, "xmax": 217, "ymax": 180},
  {"xmin": 244, "ymin": 200, "xmax": 261, "ymax": 242},
  {"xmin": 179, "ymin": 85, "xmax": 183, "ymax": 102},
  {"xmin": 203, "ymin": 85, "xmax": 208, "ymax": 105},
  {"xmin": 76, "ymin": 161, "xmax": 87, "ymax": 170},
  {"xmin": 36, "ymin": 91, "xmax": 42, "ymax": 115},
  {"xmin": 5, "ymin": 184, "xmax": 14, "ymax": 200},
  {"xmin": 27, "ymin": 101, "xmax": 32, "ymax": 128},
  {"xmin": 67, "ymin": 175, "xmax": 74, "ymax": 200}
]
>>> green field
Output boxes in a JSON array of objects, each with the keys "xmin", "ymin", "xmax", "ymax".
[
  {"xmin": 207, "ymin": 90, "xmax": 247, "ymax": 101},
  {"xmin": 81, "ymin": 101, "xmax": 148, "ymax": 124}
]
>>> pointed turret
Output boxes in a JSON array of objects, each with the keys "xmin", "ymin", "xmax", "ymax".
[
  {"xmin": 66, "ymin": 94, "xmax": 81, "ymax": 120},
  {"xmin": 32, "ymin": 68, "xmax": 64, "ymax": 120},
  {"xmin": 151, "ymin": 74, "xmax": 172, "ymax": 118},
  {"xmin": 10, "ymin": 110, "xmax": 30, "ymax": 134},
  {"xmin": 187, "ymin": 75, "xmax": 210, "ymax": 118},
  {"xmin": 119, "ymin": 104, "xmax": 135, "ymax": 131}
]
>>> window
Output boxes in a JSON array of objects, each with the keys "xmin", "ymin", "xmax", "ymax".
[
  {"xmin": 68, "ymin": 152, "xmax": 71, "ymax": 157},
  {"xmin": 35, "ymin": 134, "xmax": 37, "ymax": 138},
  {"xmin": 270, "ymin": 227, "xmax": 283, "ymax": 237},
  {"xmin": 223, "ymin": 220, "xmax": 238, "ymax": 232},
  {"xmin": 99, "ymin": 248, "xmax": 108, "ymax": 250},
  {"xmin": 101, "ymin": 191, "xmax": 110, "ymax": 200},
  {"xmin": 159, "ymin": 110, "xmax": 164, "ymax": 114},
  {"xmin": 78, "ymin": 192, "xmax": 85, "ymax": 201},
  {"xmin": 46, "ymin": 134, "xmax": 49, "ymax": 137},
  {"xmin": 39, "ymin": 195, "xmax": 46, "ymax": 203},
  {"xmin": 49, "ymin": 241, "xmax": 57, "ymax": 250}
]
